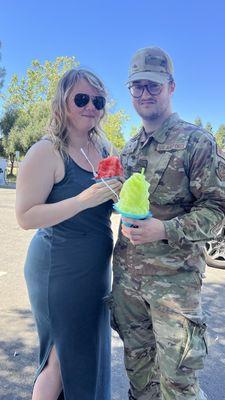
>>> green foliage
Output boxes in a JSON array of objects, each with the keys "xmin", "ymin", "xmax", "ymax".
[
  {"xmin": 1, "ymin": 57, "xmax": 79, "ymax": 155},
  {"xmin": 129, "ymin": 124, "xmax": 141, "ymax": 137},
  {"xmin": 14, "ymin": 102, "xmax": 50, "ymax": 152},
  {"xmin": 102, "ymin": 110, "xmax": 128, "ymax": 151},
  {"xmin": 2, "ymin": 103, "xmax": 50, "ymax": 155},
  {"xmin": 5, "ymin": 56, "xmax": 79, "ymax": 110},
  {"xmin": 0, "ymin": 107, "xmax": 19, "ymax": 137},
  {"xmin": 1, "ymin": 56, "xmax": 128, "ymax": 156},
  {"xmin": 193, "ymin": 117, "xmax": 225, "ymax": 148},
  {"xmin": 0, "ymin": 41, "xmax": 6, "ymax": 92},
  {"xmin": 194, "ymin": 116, "xmax": 203, "ymax": 127},
  {"xmin": 0, "ymin": 107, "xmax": 19, "ymax": 156},
  {"xmin": 0, "ymin": 138, "xmax": 6, "ymax": 157},
  {"xmin": 215, "ymin": 124, "xmax": 225, "ymax": 149},
  {"xmin": 205, "ymin": 122, "xmax": 213, "ymax": 134}
]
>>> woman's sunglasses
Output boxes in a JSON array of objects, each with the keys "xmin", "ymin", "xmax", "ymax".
[{"xmin": 74, "ymin": 93, "xmax": 106, "ymax": 110}]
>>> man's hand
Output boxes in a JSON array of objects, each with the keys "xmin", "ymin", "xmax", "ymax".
[{"xmin": 121, "ymin": 217, "xmax": 167, "ymax": 245}]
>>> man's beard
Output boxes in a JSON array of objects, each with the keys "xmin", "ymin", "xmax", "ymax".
[
  {"xmin": 145, "ymin": 111, "xmax": 161, "ymax": 120},
  {"xmin": 138, "ymin": 101, "xmax": 169, "ymax": 122},
  {"xmin": 139, "ymin": 108, "xmax": 165, "ymax": 122}
]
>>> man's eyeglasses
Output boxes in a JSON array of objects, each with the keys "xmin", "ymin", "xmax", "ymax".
[
  {"xmin": 74, "ymin": 93, "xmax": 106, "ymax": 110},
  {"xmin": 129, "ymin": 82, "xmax": 163, "ymax": 98}
]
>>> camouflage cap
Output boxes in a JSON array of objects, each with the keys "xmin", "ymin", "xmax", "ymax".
[{"xmin": 127, "ymin": 46, "xmax": 174, "ymax": 85}]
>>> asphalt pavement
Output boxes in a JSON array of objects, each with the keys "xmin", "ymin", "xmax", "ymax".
[{"xmin": 0, "ymin": 187, "xmax": 225, "ymax": 400}]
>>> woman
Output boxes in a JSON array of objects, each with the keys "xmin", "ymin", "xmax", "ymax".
[{"xmin": 16, "ymin": 69, "xmax": 122, "ymax": 400}]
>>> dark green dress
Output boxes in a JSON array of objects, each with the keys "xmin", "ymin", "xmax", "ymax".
[{"xmin": 24, "ymin": 152, "xmax": 113, "ymax": 400}]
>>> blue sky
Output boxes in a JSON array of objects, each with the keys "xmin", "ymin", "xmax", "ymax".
[{"xmin": 0, "ymin": 0, "xmax": 225, "ymax": 137}]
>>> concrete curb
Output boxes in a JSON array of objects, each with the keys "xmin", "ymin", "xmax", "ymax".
[{"xmin": 0, "ymin": 183, "xmax": 16, "ymax": 189}]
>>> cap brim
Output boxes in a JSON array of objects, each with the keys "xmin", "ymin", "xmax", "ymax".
[{"xmin": 126, "ymin": 71, "xmax": 168, "ymax": 85}]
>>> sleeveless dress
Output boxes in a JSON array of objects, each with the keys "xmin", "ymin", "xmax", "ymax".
[{"xmin": 24, "ymin": 150, "xmax": 113, "ymax": 400}]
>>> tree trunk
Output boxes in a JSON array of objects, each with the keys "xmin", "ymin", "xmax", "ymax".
[{"xmin": 9, "ymin": 153, "xmax": 15, "ymax": 175}]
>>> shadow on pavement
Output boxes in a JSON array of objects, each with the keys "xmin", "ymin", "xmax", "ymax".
[
  {"xmin": 0, "ymin": 308, "xmax": 37, "ymax": 400},
  {"xmin": 200, "ymin": 280, "xmax": 225, "ymax": 399},
  {"xmin": 0, "ymin": 281, "xmax": 225, "ymax": 399}
]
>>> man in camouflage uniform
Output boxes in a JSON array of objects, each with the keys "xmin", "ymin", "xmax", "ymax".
[{"xmin": 111, "ymin": 47, "xmax": 225, "ymax": 399}]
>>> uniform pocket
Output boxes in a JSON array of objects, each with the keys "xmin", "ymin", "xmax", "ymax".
[
  {"xmin": 148, "ymin": 152, "xmax": 172, "ymax": 194},
  {"xmin": 178, "ymin": 318, "xmax": 208, "ymax": 372}
]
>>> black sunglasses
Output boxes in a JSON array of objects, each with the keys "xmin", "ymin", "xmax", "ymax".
[{"xmin": 74, "ymin": 93, "xmax": 106, "ymax": 110}]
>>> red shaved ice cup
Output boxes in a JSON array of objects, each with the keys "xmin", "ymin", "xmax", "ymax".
[
  {"xmin": 80, "ymin": 148, "xmax": 123, "ymax": 202},
  {"xmin": 95, "ymin": 156, "xmax": 124, "ymax": 182}
]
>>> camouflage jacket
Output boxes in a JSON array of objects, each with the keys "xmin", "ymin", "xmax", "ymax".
[{"xmin": 113, "ymin": 113, "xmax": 225, "ymax": 276}]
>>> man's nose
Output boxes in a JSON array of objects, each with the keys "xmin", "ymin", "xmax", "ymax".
[{"xmin": 141, "ymin": 86, "xmax": 152, "ymax": 99}]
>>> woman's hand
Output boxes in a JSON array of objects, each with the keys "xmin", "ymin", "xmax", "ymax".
[{"xmin": 77, "ymin": 178, "xmax": 123, "ymax": 209}]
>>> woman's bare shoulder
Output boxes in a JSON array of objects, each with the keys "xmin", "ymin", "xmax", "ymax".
[{"xmin": 24, "ymin": 139, "xmax": 62, "ymax": 164}]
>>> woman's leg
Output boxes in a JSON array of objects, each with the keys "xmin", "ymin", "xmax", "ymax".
[{"xmin": 32, "ymin": 346, "xmax": 62, "ymax": 400}]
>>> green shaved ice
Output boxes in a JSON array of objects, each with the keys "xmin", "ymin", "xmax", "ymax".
[{"xmin": 117, "ymin": 172, "xmax": 150, "ymax": 215}]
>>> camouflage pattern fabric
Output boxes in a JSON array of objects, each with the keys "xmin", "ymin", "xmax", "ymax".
[
  {"xmin": 114, "ymin": 113, "xmax": 225, "ymax": 278},
  {"xmin": 111, "ymin": 113, "xmax": 225, "ymax": 399},
  {"xmin": 110, "ymin": 270, "xmax": 208, "ymax": 399}
]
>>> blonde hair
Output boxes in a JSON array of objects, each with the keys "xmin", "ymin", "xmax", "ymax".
[{"xmin": 47, "ymin": 68, "xmax": 107, "ymax": 156}]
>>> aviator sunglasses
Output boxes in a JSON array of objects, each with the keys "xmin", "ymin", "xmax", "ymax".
[{"xmin": 74, "ymin": 93, "xmax": 106, "ymax": 110}]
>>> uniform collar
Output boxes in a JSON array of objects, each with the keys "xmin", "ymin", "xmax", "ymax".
[{"xmin": 139, "ymin": 113, "xmax": 180, "ymax": 148}]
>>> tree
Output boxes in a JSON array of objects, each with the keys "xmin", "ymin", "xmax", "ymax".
[
  {"xmin": 103, "ymin": 110, "xmax": 128, "ymax": 151},
  {"xmin": 205, "ymin": 122, "xmax": 213, "ymax": 134},
  {"xmin": 0, "ymin": 138, "xmax": 5, "ymax": 157},
  {"xmin": 129, "ymin": 124, "xmax": 141, "ymax": 137},
  {"xmin": 2, "ymin": 56, "xmax": 128, "ymax": 158},
  {"xmin": 2, "ymin": 56, "xmax": 79, "ymax": 156},
  {"xmin": 0, "ymin": 107, "xmax": 20, "ymax": 172},
  {"xmin": 5, "ymin": 56, "xmax": 79, "ymax": 110},
  {"xmin": 0, "ymin": 107, "xmax": 19, "ymax": 138},
  {"xmin": 0, "ymin": 41, "xmax": 6, "ymax": 92},
  {"xmin": 194, "ymin": 116, "xmax": 203, "ymax": 127},
  {"xmin": 215, "ymin": 124, "xmax": 225, "ymax": 149},
  {"xmin": 8, "ymin": 102, "xmax": 50, "ymax": 153}
]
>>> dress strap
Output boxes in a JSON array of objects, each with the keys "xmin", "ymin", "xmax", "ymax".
[
  {"xmin": 41, "ymin": 137, "xmax": 52, "ymax": 142},
  {"xmin": 101, "ymin": 146, "xmax": 110, "ymax": 158}
]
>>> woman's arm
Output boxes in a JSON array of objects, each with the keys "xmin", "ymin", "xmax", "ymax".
[
  {"xmin": 16, "ymin": 140, "xmax": 122, "ymax": 230},
  {"xmin": 16, "ymin": 140, "xmax": 81, "ymax": 229}
]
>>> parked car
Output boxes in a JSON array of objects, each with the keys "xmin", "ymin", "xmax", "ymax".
[{"xmin": 204, "ymin": 223, "xmax": 225, "ymax": 269}]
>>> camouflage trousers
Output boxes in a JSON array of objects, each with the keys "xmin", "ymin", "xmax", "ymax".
[{"xmin": 110, "ymin": 270, "xmax": 208, "ymax": 400}]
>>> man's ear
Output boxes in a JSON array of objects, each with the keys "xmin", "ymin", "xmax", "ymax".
[{"xmin": 169, "ymin": 80, "xmax": 176, "ymax": 95}]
